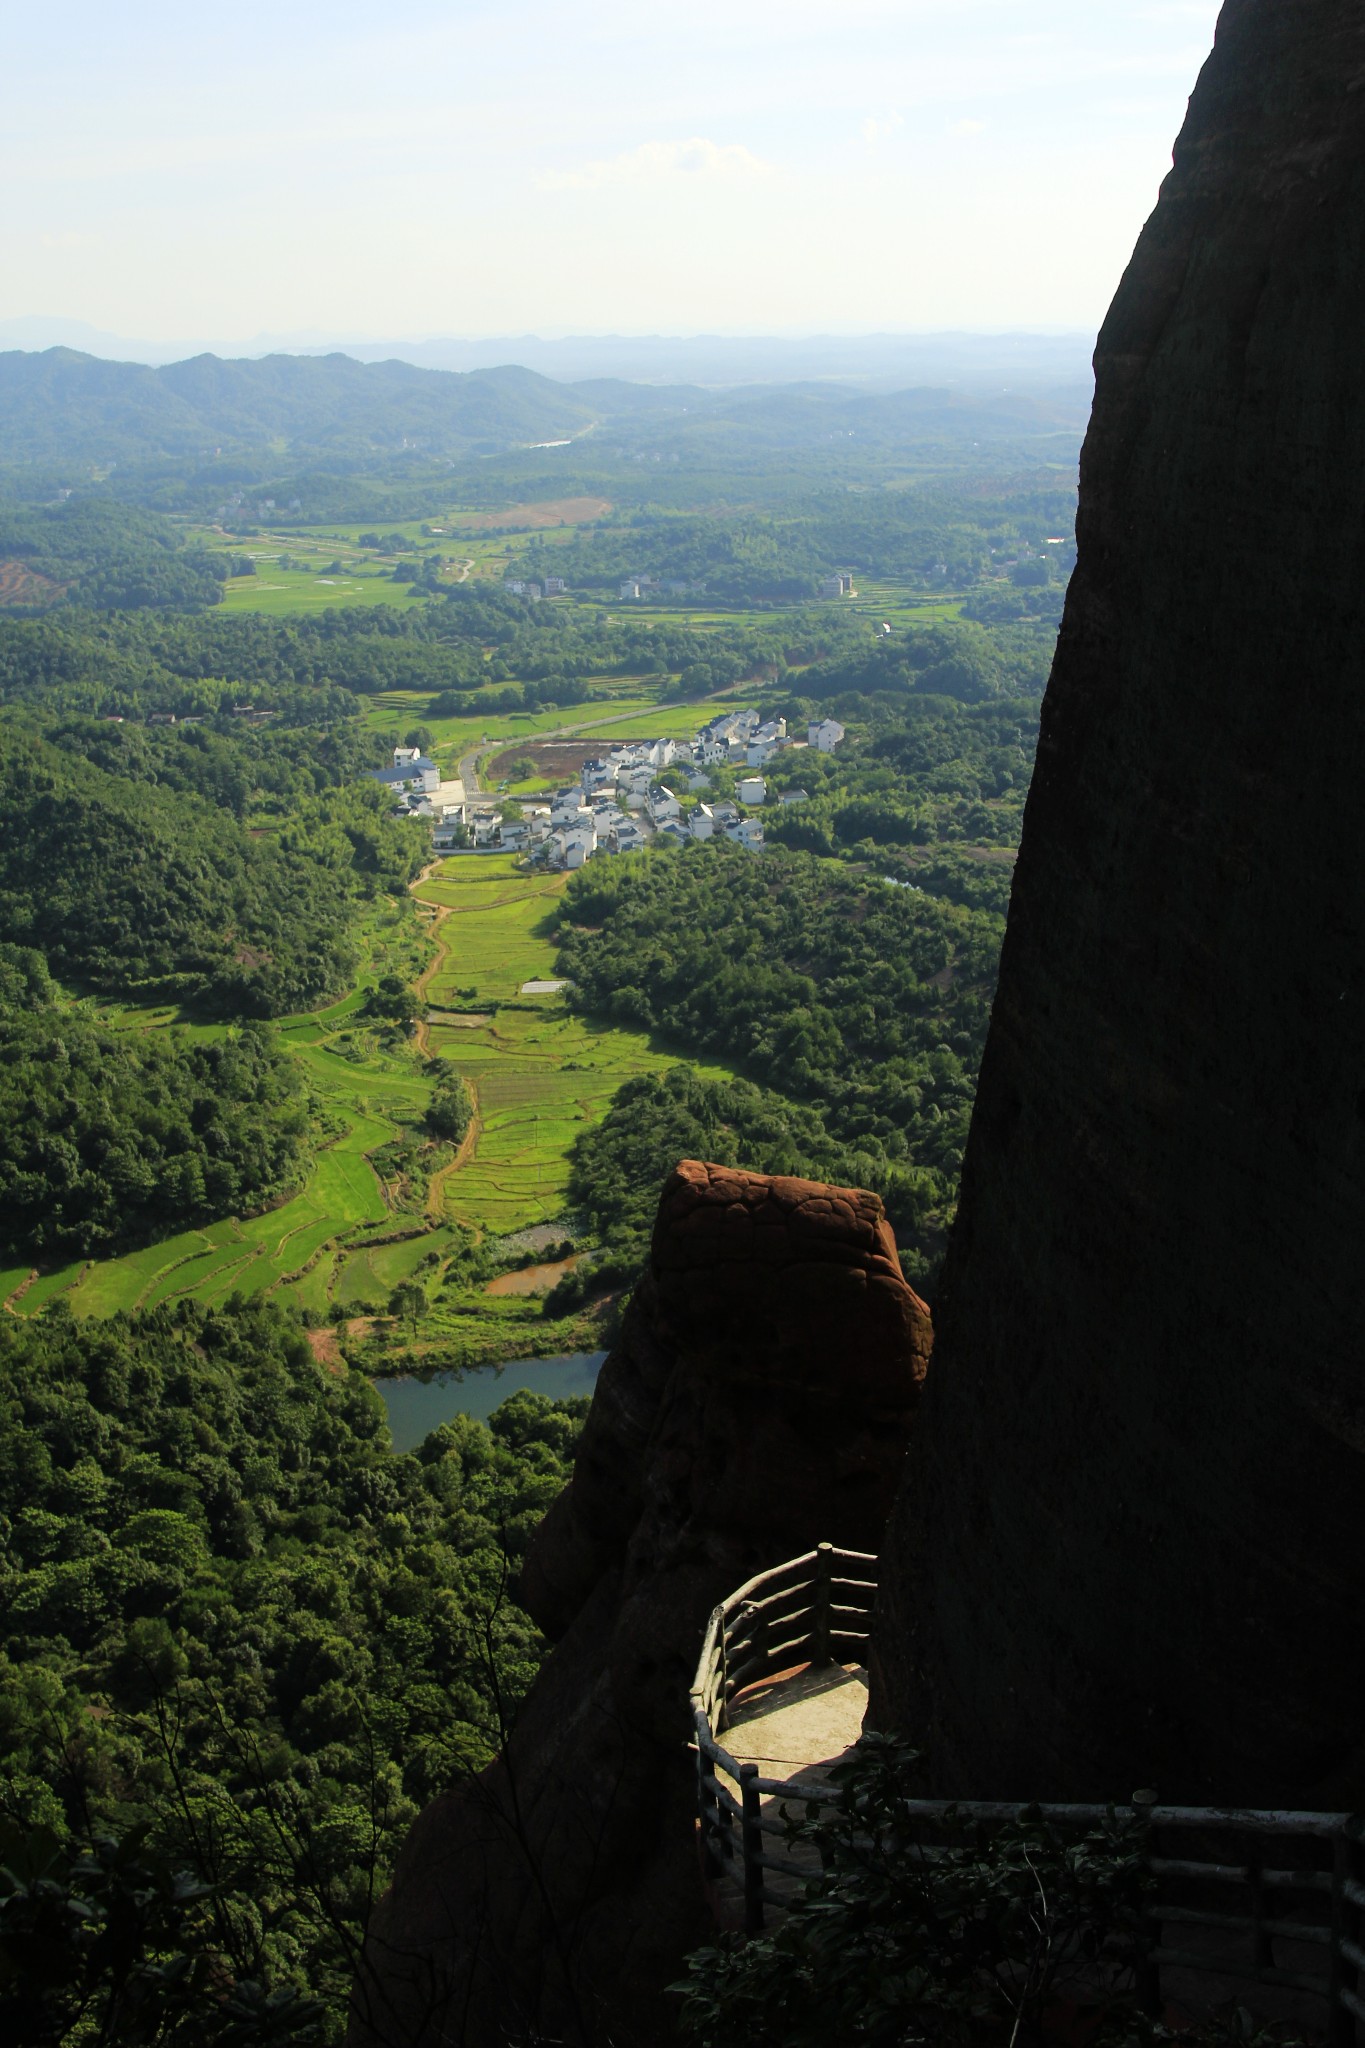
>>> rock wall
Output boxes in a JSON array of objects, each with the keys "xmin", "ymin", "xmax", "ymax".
[
  {"xmin": 871, "ymin": 0, "xmax": 1365, "ymax": 1808},
  {"xmin": 355, "ymin": 1162, "xmax": 930, "ymax": 2048}
]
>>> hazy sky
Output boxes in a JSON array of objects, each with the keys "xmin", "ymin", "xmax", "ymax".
[{"xmin": 4, "ymin": 0, "xmax": 1223, "ymax": 345}]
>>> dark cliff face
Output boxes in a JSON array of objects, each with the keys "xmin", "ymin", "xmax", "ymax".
[
  {"xmin": 355, "ymin": 1162, "xmax": 930, "ymax": 2048},
  {"xmin": 870, "ymin": 0, "xmax": 1365, "ymax": 1807}
]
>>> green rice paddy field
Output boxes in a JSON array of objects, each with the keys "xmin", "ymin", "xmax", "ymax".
[
  {"xmin": 416, "ymin": 860, "xmax": 730, "ymax": 1234},
  {"xmin": 4, "ymin": 858, "xmax": 731, "ymax": 1359}
]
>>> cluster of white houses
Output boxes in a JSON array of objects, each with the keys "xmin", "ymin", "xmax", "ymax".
[{"xmin": 379, "ymin": 708, "xmax": 844, "ymax": 871}]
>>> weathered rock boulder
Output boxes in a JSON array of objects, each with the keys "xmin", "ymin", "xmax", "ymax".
[
  {"xmin": 355, "ymin": 1162, "xmax": 930, "ymax": 2048},
  {"xmin": 871, "ymin": 0, "xmax": 1365, "ymax": 1808}
]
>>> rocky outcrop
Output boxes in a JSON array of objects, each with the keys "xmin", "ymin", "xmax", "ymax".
[
  {"xmin": 355, "ymin": 1162, "xmax": 930, "ymax": 2048},
  {"xmin": 871, "ymin": 0, "xmax": 1365, "ymax": 1808}
]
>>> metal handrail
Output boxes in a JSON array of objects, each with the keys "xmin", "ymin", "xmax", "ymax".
[{"xmin": 687, "ymin": 1548, "xmax": 1365, "ymax": 2044}]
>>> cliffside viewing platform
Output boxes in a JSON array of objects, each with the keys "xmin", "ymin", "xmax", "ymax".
[
  {"xmin": 690, "ymin": 1547, "xmax": 1365, "ymax": 2044},
  {"xmin": 690, "ymin": 1543, "xmax": 879, "ymax": 1930}
]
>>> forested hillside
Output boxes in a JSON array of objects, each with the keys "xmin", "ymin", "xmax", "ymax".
[
  {"xmin": 0, "ymin": 347, "xmax": 1085, "ymax": 480},
  {"xmin": 0, "ymin": 499, "xmax": 226, "ymax": 610},
  {"xmin": 0, "ymin": 348, "xmax": 597, "ymax": 463},
  {"xmin": 0, "ymin": 1297, "xmax": 586, "ymax": 2039},
  {"xmin": 0, "ymin": 725, "xmax": 417, "ymax": 1013},
  {"xmin": 0, "ymin": 588, "xmax": 786, "ymax": 715},
  {"xmin": 556, "ymin": 843, "xmax": 1001, "ymax": 1285},
  {"xmin": 520, "ymin": 481, "xmax": 1076, "ymax": 611},
  {"xmin": 0, "ymin": 947, "xmax": 312, "ymax": 1258}
]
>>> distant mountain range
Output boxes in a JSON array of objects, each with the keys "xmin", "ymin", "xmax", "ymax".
[
  {"xmin": 0, "ymin": 318, "xmax": 1095, "ymax": 391},
  {"xmin": 0, "ymin": 350, "xmax": 597, "ymax": 465},
  {"xmin": 0, "ymin": 345, "xmax": 1092, "ymax": 469}
]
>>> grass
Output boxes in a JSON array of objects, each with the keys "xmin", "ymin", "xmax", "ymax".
[
  {"xmin": 568, "ymin": 696, "xmax": 752, "ymax": 741},
  {"xmin": 429, "ymin": 1006, "xmax": 707, "ymax": 1236},
  {"xmin": 416, "ymin": 865, "xmax": 568, "ymax": 1004}
]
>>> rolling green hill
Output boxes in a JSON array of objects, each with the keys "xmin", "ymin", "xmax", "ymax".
[{"xmin": 0, "ymin": 348, "xmax": 599, "ymax": 464}]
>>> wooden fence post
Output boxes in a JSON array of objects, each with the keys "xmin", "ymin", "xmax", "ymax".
[
  {"xmin": 1329, "ymin": 1820, "xmax": 1360, "ymax": 2048},
  {"xmin": 741, "ymin": 1764, "xmax": 765, "ymax": 1934},
  {"xmin": 1248, "ymin": 1838, "xmax": 1272, "ymax": 1975},
  {"xmin": 695, "ymin": 1730, "xmax": 719, "ymax": 1880},
  {"xmin": 717, "ymin": 1613, "xmax": 730, "ymax": 1732},
  {"xmin": 814, "ymin": 1542, "xmax": 834, "ymax": 1667},
  {"xmin": 1131, "ymin": 1788, "xmax": 1161, "ymax": 2019}
]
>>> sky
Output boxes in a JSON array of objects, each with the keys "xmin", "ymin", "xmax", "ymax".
[{"xmin": 2, "ymin": 0, "xmax": 1224, "ymax": 347}]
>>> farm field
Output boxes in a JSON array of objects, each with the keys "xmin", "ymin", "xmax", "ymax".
[
  {"xmin": 5, "ymin": 856, "xmax": 731, "ymax": 1366},
  {"xmin": 436, "ymin": 496, "xmax": 612, "ymax": 532},
  {"xmin": 189, "ymin": 503, "xmax": 614, "ymax": 612},
  {"xmin": 362, "ymin": 683, "xmax": 761, "ymax": 788},
  {"xmin": 18, "ymin": 988, "xmax": 435, "ymax": 1323},
  {"xmin": 413, "ymin": 857, "xmax": 732, "ymax": 1234},
  {"xmin": 217, "ymin": 562, "xmax": 429, "ymax": 615},
  {"xmin": 0, "ymin": 559, "xmax": 66, "ymax": 607},
  {"xmin": 848, "ymin": 580, "xmax": 965, "ymax": 628},
  {"xmin": 360, "ymin": 692, "xmax": 663, "ymax": 758}
]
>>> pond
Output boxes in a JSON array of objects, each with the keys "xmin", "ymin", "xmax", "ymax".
[{"xmin": 376, "ymin": 1351, "xmax": 608, "ymax": 1452}]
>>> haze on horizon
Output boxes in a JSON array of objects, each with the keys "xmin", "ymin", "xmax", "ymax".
[{"xmin": 4, "ymin": 0, "xmax": 1221, "ymax": 353}]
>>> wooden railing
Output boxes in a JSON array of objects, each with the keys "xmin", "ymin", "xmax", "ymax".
[
  {"xmin": 689, "ymin": 1543, "xmax": 879, "ymax": 1937},
  {"xmin": 688, "ymin": 1549, "xmax": 1365, "ymax": 2044}
]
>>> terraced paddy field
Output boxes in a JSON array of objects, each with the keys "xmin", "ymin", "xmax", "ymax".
[{"xmin": 5, "ymin": 856, "xmax": 733, "ymax": 1366}]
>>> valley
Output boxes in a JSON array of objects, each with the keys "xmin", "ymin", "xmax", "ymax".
[
  {"xmin": 1, "ymin": 855, "xmax": 738, "ymax": 1375},
  {"xmin": 0, "ymin": 351, "xmax": 1067, "ymax": 2043}
]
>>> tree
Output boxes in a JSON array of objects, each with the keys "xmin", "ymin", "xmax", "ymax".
[
  {"xmin": 425, "ymin": 1068, "xmax": 473, "ymax": 1145},
  {"xmin": 0, "ymin": 1819, "xmax": 322, "ymax": 2047},
  {"xmin": 388, "ymin": 1281, "xmax": 426, "ymax": 1336},
  {"xmin": 361, "ymin": 976, "xmax": 419, "ymax": 1033},
  {"xmin": 676, "ymin": 1736, "xmax": 1159, "ymax": 2048}
]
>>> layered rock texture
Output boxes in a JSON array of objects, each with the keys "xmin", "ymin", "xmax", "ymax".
[
  {"xmin": 355, "ymin": 1162, "xmax": 930, "ymax": 2048},
  {"xmin": 871, "ymin": 0, "xmax": 1365, "ymax": 1808}
]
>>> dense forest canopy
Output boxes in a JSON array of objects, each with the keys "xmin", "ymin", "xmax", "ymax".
[
  {"xmin": 0, "ymin": 947, "xmax": 312, "ymax": 1259},
  {"xmin": 519, "ymin": 483, "xmax": 1076, "ymax": 610},
  {"xmin": 0, "ymin": 592, "xmax": 789, "ymax": 715},
  {"xmin": 0, "ymin": 1297, "xmax": 587, "ymax": 2039}
]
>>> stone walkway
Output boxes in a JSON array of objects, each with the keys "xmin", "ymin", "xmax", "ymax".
[
  {"xmin": 706, "ymin": 1664, "xmax": 868, "ymax": 1927},
  {"xmin": 724, "ymin": 1662, "xmax": 868, "ymax": 1783}
]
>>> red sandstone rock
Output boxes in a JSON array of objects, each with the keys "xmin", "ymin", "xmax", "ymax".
[{"xmin": 353, "ymin": 1163, "xmax": 930, "ymax": 2048}]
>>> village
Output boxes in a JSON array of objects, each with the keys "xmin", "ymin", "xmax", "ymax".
[{"xmin": 371, "ymin": 708, "xmax": 845, "ymax": 869}]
